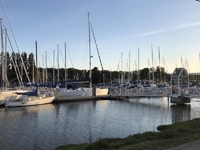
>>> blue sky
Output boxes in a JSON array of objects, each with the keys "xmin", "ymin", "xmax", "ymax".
[{"xmin": 1, "ymin": 0, "xmax": 200, "ymax": 73}]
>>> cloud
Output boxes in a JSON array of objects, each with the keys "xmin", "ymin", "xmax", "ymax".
[{"xmin": 129, "ymin": 21, "xmax": 200, "ymax": 38}]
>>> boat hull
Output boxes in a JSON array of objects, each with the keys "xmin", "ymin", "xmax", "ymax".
[
  {"xmin": 0, "ymin": 90, "xmax": 31, "ymax": 106},
  {"xmin": 4, "ymin": 96, "xmax": 55, "ymax": 107},
  {"xmin": 58, "ymin": 88, "xmax": 92, "ymax": 98}
]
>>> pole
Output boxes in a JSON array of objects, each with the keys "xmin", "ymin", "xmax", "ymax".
[
  {"xmin": 88, "ymin": 13, "xmax": 92, "ymax": 88},
  {"xmin": 35, "ymin": 41, "xmax": 38, "ymax": 83},
  {"xmin": 43, "ymin": 54, "xmax": 44, "ymax": 82},
  {"xmin": 138, "ymin": 48, "xmax": 140, "ymax": 81},
  {"xmin": 65, "ymin": 43, "xmax": 66, "ymax": 83},
  {"xmin": 0, "ymin": 18, "xmax": 4, "ymax": 90},
  {"xmin": 57, "ymin": 45, "xmax": 59, "ymax": 83},
  {"xmin": 53, "ymin": 50, "xmax": 55, "ymax": 83},
  {"xmin": 45, "ymin": 51, "xmax": 47, "ymax": 82}
]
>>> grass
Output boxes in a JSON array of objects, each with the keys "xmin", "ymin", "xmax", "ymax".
[{"xmin": 56, "ymin": 118, "xmax": 200, "ymax": 150}]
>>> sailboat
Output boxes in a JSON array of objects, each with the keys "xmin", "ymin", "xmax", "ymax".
[
  {"xmin": 57, "ymin": 14, "xmax": 93, "ymax": 99},
  {"xmin": 0, "ymin": 18, "xmax": 30, "ymax": 106},
  {"xmin": 4, "ymin": 91, "xmax": 55, "ymax": 107},
  {"xmin": 4, "ymin": 42, "xmax": 55, "ymax": 107},
  {"xmin": 58, "ymin": 13, "xmax": 108, "ymax": 99},
  {"xmin": 90, "ymin": 18, "xmax": 108, "ymax": 96}
]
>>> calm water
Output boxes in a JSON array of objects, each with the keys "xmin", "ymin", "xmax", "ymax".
[{"xmin": 0, "ymin": 97, "xmax": 200, "ymax": 150}]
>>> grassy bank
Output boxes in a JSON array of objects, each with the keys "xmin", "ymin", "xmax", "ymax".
[{"xmin": 56, "ymin": 118, "xmax": 200, "ymax": 150}]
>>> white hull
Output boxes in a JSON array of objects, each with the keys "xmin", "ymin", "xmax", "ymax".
[
  {"xmin": 96, "ymin": 88, "xmax": 108, "ymax": 96},
  {"xmin": 0, "ymin": 90, "xmax": 31, "ymax": 105},
  {"xmin": 58, "ymin": 88, "xmax": 92, "ymax": 98},
  {"xmin": 4, "ymin": 96, "xmax": 55, "ymax": 107}
]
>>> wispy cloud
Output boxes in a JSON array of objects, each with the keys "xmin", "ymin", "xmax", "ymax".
[{"xmin": 129, "ymin": 22, "xmax": 200, "ymax": 38}]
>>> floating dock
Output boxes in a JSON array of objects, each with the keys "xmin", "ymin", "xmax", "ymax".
[
  {"xmin": 53, "ymin": 95, "xmax": 113, "ymax": 102},
  {"xmin": 53, "ymin": 95, "xmax": 169, "ymax": 103}
]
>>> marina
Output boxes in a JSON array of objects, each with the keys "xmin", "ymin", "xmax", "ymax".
[
  {"xmin": 1, "ymin": 97, "xmax": 200, "ymax": 150},
  {"xmin": 1, "ymin": 1, "xmax": 200, "ymax": 150}
]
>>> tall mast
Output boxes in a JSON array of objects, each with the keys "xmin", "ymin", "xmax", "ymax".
[
  {"xmin": 32, "ymin": 58, "xmax": 34, "ymax": 83},
  {"xmin": 121, "ymin": 52, "xmax": 123, "ymax": 85},
  {"xmin": 151, "ymin": 43, "xmax": 154, "ymax": 83},
  {"xmin": 42, "ymin": 54, "xmax": 44, "ymax": 82},
  {"xmin": 53, "ymin": 50, "xmax": 55, "ymax": 83},
  {"xmin": 148, "ymin": 59, "xmax": 150, "ymax": 81},
  {"xmin": 35, "ymin": 41, "xmax": 38, "ymax": 83},
  {"xmin": 57, "ymin": 45, "xmax": 59, "ymax": 83},
  {"xmin": 128, "ymin": 50, "xmax": 131, "ymax": 83},
  {"xmin": 0, "ymin": 18, "xmax": 4, "ymax": 90},
  {"xmin": 45, "ymin": 51, "xmax": 47, "ymax": 82},
  {"xmin": 88, "ymin": 13, "xmax": 92, "ymax": 88},
  {"xmin": 158, "ymin": 46, "xmax": 161, "ymax": 82},
  {"xmin": 5, "ymin": 27, "xmax": 8, "ymax": 88},
  {"xmin": 138, "ymin": 48, "xmax": 140, "ymax": 81},
  {"xmin": 65, "ymin": 43, "xmax": 67, "ymax": 83}
]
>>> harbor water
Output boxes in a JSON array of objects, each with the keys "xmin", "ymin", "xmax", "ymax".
[{"xmin": 0, "ymin": 97, "xmax": 200, "ymax": 150}]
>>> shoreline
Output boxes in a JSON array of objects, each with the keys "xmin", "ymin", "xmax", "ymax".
[{"xmin": 56, "ymin": 118, "xmax": 200, "ymax": 150}]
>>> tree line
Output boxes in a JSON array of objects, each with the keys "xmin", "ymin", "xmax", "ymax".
[{"xmin": 0, "ymin": 51, "xmax": 171, "ymax": 86}]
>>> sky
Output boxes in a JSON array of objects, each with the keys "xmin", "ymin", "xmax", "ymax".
[{"xmin": 1, "ymin": 0, "xmax": 200, "ymax": 73}]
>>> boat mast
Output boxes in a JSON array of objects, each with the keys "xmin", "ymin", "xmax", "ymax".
[
  {"xmin": 138, "ymin": 48, "xmax": 140, "ymax": 81},
  {"xmin": 88, "ymin": 13, "xmax": 92, "ymax": 88},
  {"xmin": 5, "ymin": 26, "xmax": 8, "ymax": 88},
  {"xmin": 158, "ymin": 46, "xmax": 162, "ymax": 82},
  {"xmin": 0, "ymin": 18, "xmax": 5, "ymax": 90},
  {"xmin": 35, "ymin": 41, "xmax": 38, "ymax": 84},
  {"xmin": 65, "ymin": 43, "xmax": 67, "ymax": 86},
  {"xmin": 53, "ymin": 50, "xmax": 55, "ymax": 83},
  {"xmin": 57, "ymin": 45, "xmax": 59, "ymax": 83},
  {"xmin": 5, "ymin": 28, "xmax": 22, "ymax": 87},
  {"xmin": 121, "ymin": 52, "xmax": 123, "ymax": 85},
  {"xmin": 32, "ymin": 58, "xmax": 34, "ymax": 83},
  {"xmin": 2, "ymin": 0, "xmax": 31, "ymax": 84},
  {"xmin": 45, "ymin": 51, "xmax": 47, "ymax": 82},
  {"xmin": 128, "ymin": 50, "xmax": 131, "ymax": 83},
  {"xmin": 42, "ymin": 54, "xmax": 44, "ymax": 82},
  {"xmin": 148, "ymin": 59, "xmax": 150, "ymax": 81},
  {"xmin": 151, "ymin": 43, "xmax": 154, "ymax": 83}
]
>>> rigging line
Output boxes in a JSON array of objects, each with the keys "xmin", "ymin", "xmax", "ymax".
[
  {"xmin": 1, "ymin": 0, "xmax": 30, "ymax": 83},
  {"xmin": 5, "ymin": 28, "xmax": 23, "ymax": 86},
  {"xmin": 66, "ymin": 44, "xmax": 74, "ymax": 68},
  {"xmin": 37, "ymin": 61, "xmax": 42, "ymax": 83},
  {"xmin": 47, "ymin": 53, "xmax": 53, "ymax": 68},
  {"xmin": 59, "ymin": 49, "xmax": 65, "ymax": 68},
  {"xmin": 90, "ymin": 24, "xmax": 104, "ymax": 71}
]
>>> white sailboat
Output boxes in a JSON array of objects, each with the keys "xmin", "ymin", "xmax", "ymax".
[
  {"xmin": 3, "ymin": 41, "xmax": 55, "ymax": 107},
  {"xmin": 0, "ymin": 18, "xmax": 29, "ymax": 105},
  {"xmin": 57, "ymin": 13, "xmax": 108, "ymax": 99},
  {"xmin": 4, "ymin": 94, "xmax": 55, "ymax": 107},
  {"xmin": 57, "ymin": 14, "xmax": 93, "ymax": 99}
]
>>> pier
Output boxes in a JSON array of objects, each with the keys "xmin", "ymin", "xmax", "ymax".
[{"xmin": 53, "ymin": 86, "xmax": 200, "ymax": 103}]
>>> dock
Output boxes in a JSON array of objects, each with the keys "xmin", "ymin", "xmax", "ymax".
[
  {"xmin": 53, "ymin": 95, "xmax": 113, "ymax": 102},
  {"xmin": 53, "ymin": 94, "xmax": 169, "ymax": 103}
]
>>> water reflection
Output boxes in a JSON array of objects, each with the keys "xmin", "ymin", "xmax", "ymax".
[
  {"xmin": 0, "ymin": 98, "xmax": 200, "ymax": 150},
  {"xmin": 171, "ymin": 104, "xmax": 191, "ymax": 123}
]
